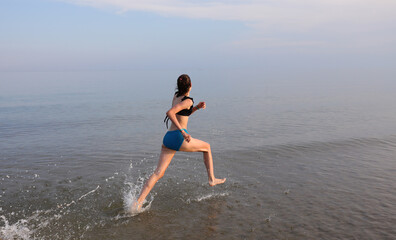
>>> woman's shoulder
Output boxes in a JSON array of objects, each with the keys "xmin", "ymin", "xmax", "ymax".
[
  {"xmin": 181, "ymin": 96, "xmax": 194, "ymax": 103},
  {"xmin": 181, "ymin": 95, "xmax": 193, "ymax": 100},
  {"xmin": 172, "ymin": 93, "xmax": 193, "ymax": 105}
]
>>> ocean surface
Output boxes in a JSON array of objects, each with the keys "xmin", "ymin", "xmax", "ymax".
[{"xmin": 1, "ymin": 70, "xmax": 396, "ymax": 239}]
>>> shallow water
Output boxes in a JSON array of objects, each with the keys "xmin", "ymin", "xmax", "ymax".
[{"xmin": 1, "ymin": 70, "xmax": 396, "ymax": 239}]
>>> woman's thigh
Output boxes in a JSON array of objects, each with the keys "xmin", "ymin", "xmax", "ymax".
[
  {"xmin": 179, "ymin": 138, "xmax": 209, "ymax": 152},
  {"xmin": 155, "ymin": 145, "xmax": 176, "ymax": 173}
]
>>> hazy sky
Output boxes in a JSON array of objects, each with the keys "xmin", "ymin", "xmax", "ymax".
[{"xmin": 1, "ymin": 0, "xmax": 395, "ymax": 72}]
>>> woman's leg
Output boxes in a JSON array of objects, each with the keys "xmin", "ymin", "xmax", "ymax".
[
  {"xmin": 179, "ymin": 138, "xmax": 226, "ymax": 186},
  {"xmin": 133, "ymin": 145, "xmax": 176, "ymax": 211}
]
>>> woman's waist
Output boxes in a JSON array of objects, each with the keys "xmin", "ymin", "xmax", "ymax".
[
  {"xmin": 169, "ymin": 124, "xmax": 188, "ymax": 131},
  {"xmin": 169, "ymin": 116, "xmax": 188, "ymax": 130}
]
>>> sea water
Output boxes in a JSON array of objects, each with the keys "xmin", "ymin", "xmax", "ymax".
[{"xmin": 1, "ymin": 70, "xmax": 396, "ymax": 239}]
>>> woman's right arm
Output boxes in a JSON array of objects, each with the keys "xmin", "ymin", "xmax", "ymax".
[{"xmin": 166, "ymin": 99, "xmax": 193, "ymax": 142}]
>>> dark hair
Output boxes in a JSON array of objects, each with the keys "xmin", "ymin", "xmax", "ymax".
[{"xmin": 175, "ymin": 74, "xmax": 191, "ymax": 97}]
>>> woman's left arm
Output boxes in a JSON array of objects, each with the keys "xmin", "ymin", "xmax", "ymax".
[{"xmin": 192, "ymin": 101, "xmax": 206, "ymax": 114}]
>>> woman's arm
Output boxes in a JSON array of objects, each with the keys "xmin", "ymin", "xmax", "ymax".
[
  {"xmin": 166, "ymin": 99, "xmax": 193, "ymax": 142},
  {"xmin": 191, "ymin": 101, "xmax": 206, "ymax": 114}
]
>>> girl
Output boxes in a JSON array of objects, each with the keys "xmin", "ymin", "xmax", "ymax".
[{"xmin": 131, "ymin": 74, "xmax": 226, "ymax": 212}]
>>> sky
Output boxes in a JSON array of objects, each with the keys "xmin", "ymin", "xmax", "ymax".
[{"xmin": 1, "ymin": 0, "xmax": 395, "ymax": 72}]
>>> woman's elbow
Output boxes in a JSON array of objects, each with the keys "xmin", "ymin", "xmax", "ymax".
[{"xmin": 166, "ymin": 109, "xmax": 174, "ymax": 117}]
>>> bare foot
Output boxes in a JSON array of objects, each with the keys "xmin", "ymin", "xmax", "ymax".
[
  {"xmin": 209, "ymin": 178, "xmax": 226, "ymax": 186},
  {"xmin": 129, "ymin": 201, "xmax": 142, "ymax": 214}
]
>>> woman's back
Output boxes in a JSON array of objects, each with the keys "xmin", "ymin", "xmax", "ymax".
[{"xmin": 168, "ymin": 94, "xmax": 192, "ymax": 131}]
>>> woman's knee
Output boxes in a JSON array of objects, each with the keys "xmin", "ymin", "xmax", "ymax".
[
  {"xmin": 202, "ymin": 141, "xmax": 211, "ymax": 152},
  {"xmin": 153, "ymin": 169, "xmax": 165, "ymax": 179}
]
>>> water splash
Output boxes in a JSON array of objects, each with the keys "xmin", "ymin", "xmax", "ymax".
[
  {"xmin": 122, "ymin": 184, "xmax": 153, "ymax": 217},
  {"xmin": 265, "ymin": 214, "xmax": 277, "ymax": 223},
  {"xmin": 78, "ymin": 185, "xmax": 100, "ymax": 201},
  {"xmin": 0, "ymin": 215, "xmax": 31, "ymax": 240},
  {"xmin": 186, "ymin": 192, "xmax": 229, "ymax": 204},
  {"xmin": 0, "ymin": 185, "xmax": 101, "ymax": 240},
  {"xmin": 0, "ymin": 157, "xmax": 156, "ymax": 239},
  {"xmin": 122, "ymin": 162, "xmax": 154, "ymax": 217}
]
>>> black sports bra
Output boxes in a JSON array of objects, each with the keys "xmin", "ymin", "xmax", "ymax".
[
  {"xmin": 164, "ymin": 96, "xmax": 194, "ymax": 128},
  {"xmin": 176, "ymin": 96, "xmax": 194, "ymax": 116}
]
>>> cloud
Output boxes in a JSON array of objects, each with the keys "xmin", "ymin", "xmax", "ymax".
[
  {"xmin": 57, "ymin": 0, "xmax": 396, "ymax": 51},
  {"xmin": 230, "ymin": 37, "xmax": 326, "ymax": 49},
  {"xmin": 59, "ymin": 0, "xmax": 396, "ymax": 27}
]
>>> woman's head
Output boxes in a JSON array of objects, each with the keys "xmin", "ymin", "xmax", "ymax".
[{"xmin": 176, "ymin": 74, "xmax": 191, "ymax": 97}]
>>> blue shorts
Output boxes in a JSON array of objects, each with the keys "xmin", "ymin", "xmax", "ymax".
[{"xmin": 163, "ymin": 129, "xmax": 188, "ymax": 151}]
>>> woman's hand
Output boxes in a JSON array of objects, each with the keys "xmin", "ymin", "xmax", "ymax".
[
  {"xmin": 197, "ymin": 101, "xmax": 206, "ymax": 110},
  {"xmin": 181, "ymin": 130, "xmax": 191, "ymax": 143}
]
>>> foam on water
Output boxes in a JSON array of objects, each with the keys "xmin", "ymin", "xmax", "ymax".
[
  {"xmin": 0, "ymin": 185, "xmax": 101, "ymax": 240},
  {"xmin": 185, "ymin": 192, "xmax": 229, "ymax": 204},
  {"xmin": 0, "ymin": 208, "xmax": 61, "ymax": 240}
]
